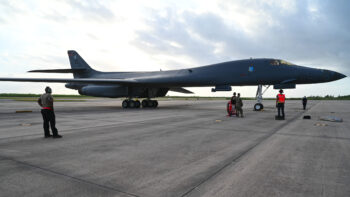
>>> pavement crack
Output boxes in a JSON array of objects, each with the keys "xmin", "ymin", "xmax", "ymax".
[
  {"xmin": 0, "ymin": 156, "xmax": 140, "ymax": 197},
  {"xmin": 179, "ymin": 102, "xmax": 319, "ymax": 197},
  {"xmin": 276, "ymin": 132, "xmax": 350, "ymax": 142}
]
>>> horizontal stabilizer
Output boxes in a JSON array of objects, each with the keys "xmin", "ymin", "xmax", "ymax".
[
  {"xmin": 28, "ymin": 69, "xmax": 86, "ymax": 73},
  {"xmin": 169, "ymin": 87, "xmax": 194, "ymax": 94}
]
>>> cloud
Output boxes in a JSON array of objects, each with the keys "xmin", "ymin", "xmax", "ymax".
[
  {"xmin": 133, "ymin": 0, "xmax": 350, "ymax": 76},
  {"xmin": 0, "ymin": 1, "xmax": 26, "ymax": 24},
  {"xmin": 132, "ymin": 9, "xmax": 228, "ymax": 66},
  {"xmin": 65, "ymin": 0, "xmax": 115, "ymax": 22},
  {"xmin": 0, "ymin": 0, "xmax": 116, "ymax": 24},
  {"xmin": 0, "ymin": 0, "xmax": 348, "ymax": 97}
]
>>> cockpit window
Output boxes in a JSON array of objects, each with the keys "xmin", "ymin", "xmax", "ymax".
[
  {"xmin": 270, "ymin": 59, "xmax": 295, "ymax": 66},
  {"xmin": 270, "ymin": 60, "xmax": 280, "ymax": 66},
  {"xmin": 279, "ymin": 60, "xmax": 294, "ymax": 65}
]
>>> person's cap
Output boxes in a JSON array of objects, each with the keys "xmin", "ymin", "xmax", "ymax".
[
  {"xmin": 45, "ymin": 86, "xmax": 52, "ymax": 93},
  {"xmin": 279, "ymin": 89, "xmax": 283, "ymax": 93}
]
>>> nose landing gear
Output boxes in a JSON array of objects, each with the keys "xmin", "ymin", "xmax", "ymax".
[
  {"xmin": 254, "ymin": 85, "xmax": 270, "ymax": 111},
  {"xmin": 254, "ymin": 103, "xmax": 264, "ymax": 111}
]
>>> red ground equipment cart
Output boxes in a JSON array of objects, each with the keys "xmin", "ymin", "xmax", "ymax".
[{"xmin": 227, "ymin": 101, "xmax": 236, "ymax": 116}]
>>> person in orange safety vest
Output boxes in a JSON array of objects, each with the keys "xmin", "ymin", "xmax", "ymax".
[{"xmin": 276, "ymin": 89, "xmax": 285, "ymax": 119}]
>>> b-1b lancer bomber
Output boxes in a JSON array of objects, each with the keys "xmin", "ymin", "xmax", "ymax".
[{"xmin": 0, "ymin": 50, "xmax": 346, "ymax": 110}]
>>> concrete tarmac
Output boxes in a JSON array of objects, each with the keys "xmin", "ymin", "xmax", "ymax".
[{"xmin": 0, "ymin": 99, "xmax": 349, "ymax": 197}]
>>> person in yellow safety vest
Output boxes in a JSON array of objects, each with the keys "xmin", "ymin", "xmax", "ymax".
[{"xmin": 276, "ymin": 89, "xmax": 285, "ymax": 119}]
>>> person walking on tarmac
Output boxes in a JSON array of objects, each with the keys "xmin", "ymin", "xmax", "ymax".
[
  {"xmin": 302, "ymin": 96, "xmax": 307, "ymax": 110},
  {"xmin": 276, "ymin": 89, "xmax": 285, "ymax": 119},
  {"xmin": 37, "ymin": 87, "xmax": 62, "ymax": 138},
  {"xmin": 235, "ymin": 93, "xmax": 244, "ymax": 117}
]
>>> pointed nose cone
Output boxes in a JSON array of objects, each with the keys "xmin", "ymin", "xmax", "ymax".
[{"xmin": 332, "ymin": 71, "xmax": 346, "ymax": 81}]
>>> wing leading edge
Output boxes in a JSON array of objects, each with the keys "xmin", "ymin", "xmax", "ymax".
[
  {"xmin": 28, "ymin": 69, "xmax": 86, "ymax": 73},
  {"xmin": 0, "ymin": 77, "xmax": 136, "ymax": 85},
  {"xmin": 0, "ymin": 77, "xmax": 194, "ymax": 94}
]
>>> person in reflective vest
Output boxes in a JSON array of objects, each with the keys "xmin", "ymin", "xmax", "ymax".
[{"xmin": 276, "ymin": 89, "xmax": 285, "ymax": 119}]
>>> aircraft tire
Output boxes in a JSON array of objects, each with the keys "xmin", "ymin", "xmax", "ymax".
[
  {"xmin": 147, "ymin": 100, "xmax": 154, "ymax": 108},
  {"xmin": 254, "ymin": 103, "xmax": 264, "ymax": 111},
  {"xmin": 135, "ymin": 100, "xmax": 141, "ymax": 108},
  {"xmin": 141, "ymin": 100, "xmax": 148, "ymax": 108},
  {"xmin": 129, "ymin": 100, "xmax": 136, "ymax": 108},
  {"xmin": 122, "ymin": 100, "xmax": 129, "ymax": 108},
  {"xmin": 153, "ymin": 100, "xmax": 158, "ymax": 108}
]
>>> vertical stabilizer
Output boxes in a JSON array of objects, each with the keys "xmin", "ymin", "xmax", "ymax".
[{"xmin": 67, "ymin": 50, "xmax": 97, "ymax": 78}]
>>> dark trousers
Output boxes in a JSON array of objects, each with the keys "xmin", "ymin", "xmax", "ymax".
[
  {"xmin": 277, "ymin": 103, "xmax": 285, "ymax": 117},
  {"xmin": 303, "ymin": 103, "xmax": 306, "ymax": 110},
  {"xmin": 41, "ymin": 109, "xmax": 58, "ymax": 136},
  {"xmin": 236, "ymin": 106, "xmax": 243, "ymax": 117}
]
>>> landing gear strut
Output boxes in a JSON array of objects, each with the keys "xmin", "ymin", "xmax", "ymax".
[
  {"xmin": 122, "ymin": 99, "xmax": 158, "ymax": 108},
  {"xmin": 254, "ymin": 85, "xmax": 270, "ymax": 111}
]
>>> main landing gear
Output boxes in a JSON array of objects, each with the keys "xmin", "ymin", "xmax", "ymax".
[
  {"xmin": 141, "ymin": 100, "xmax": 158, "ymax": 108},
  {"xmin": 122, "ymin": 99, "xmax": 158, "ymax": 109},
  {"xmin": 254, "ymin": 85, "xmax": 270, "ymax": 111}
]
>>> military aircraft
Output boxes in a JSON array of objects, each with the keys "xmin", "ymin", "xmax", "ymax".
[{"xmin": 0, "ymin": 50, "xmax": 346, "ymax": 110}]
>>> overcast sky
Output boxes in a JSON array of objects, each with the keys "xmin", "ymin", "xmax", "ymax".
[{"xmin": 0, "ymin": 0, "xmax": 349, "ymax": 97}]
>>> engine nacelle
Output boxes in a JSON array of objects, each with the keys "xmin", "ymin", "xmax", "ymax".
[
  {"xmin": 79, "ymin": 85, "xmax": 128, "ymax": 98},
  {"xmin": 273, "ymin": 84, "xmax": 296, "ymax": 89},
  {"xmin": 211, "ymin": 85, "xmax": 232, "ymax": 92},
  {"xmin": 65, "ymin": 83, "xmax": 84, "ymax": 90}
]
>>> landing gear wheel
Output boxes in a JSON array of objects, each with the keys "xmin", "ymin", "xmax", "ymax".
[
  {"xmin": 254, "ymin": 103, "xmax": 264, "ymax": 111},
  {"xmin": 128, "ymin": 100, "xmax": 135, "ymax": 108},
  {"xmin": 147, "ymin": 100, "xmax": 154, "ymax": 108},
  {"xmin": 142, "ymin": 100, "xmax": 148, "ymax": 108},
  {"xmin": 122, "ymin": 100, "xmax": 129, "ymax": 108},
  {"xmin": 141, "ymin": 100, "xmax": 158, "ymax": 108},
  {"xmin": 135, "ymin": 100, "xmax": 141, "ymax": 108},
  {"xmin": 153, "ymin": 100, "xmax": 158, "ymax": 108}
]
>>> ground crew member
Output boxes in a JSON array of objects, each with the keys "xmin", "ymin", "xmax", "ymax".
[
  {"xmin": 235, "ymin": 93, "xmax": 243, "ymax": 117},
  {"xmin": 276, "ymin": 89, "xmax": 285, "ymax": 119},
  {"xmin": 37, "ymin": 87, "xmax": 62, "ymax": 138},
  {"xmin": 228, "ymin": 92, "xmax": 237, "ymax": 116},
  {"xmin": 231, "ymin": 92, "xmax": 237, "ymax": 106},
  {"xmin": 302, "ymin": 96, "xmax": 307, "ymax": 110}
]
